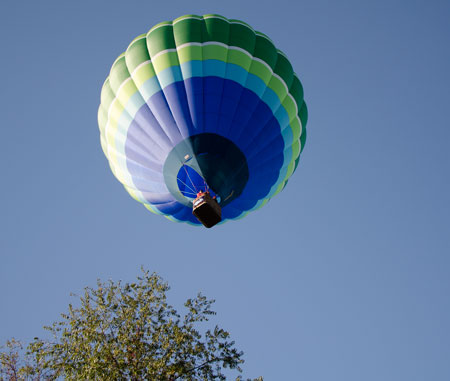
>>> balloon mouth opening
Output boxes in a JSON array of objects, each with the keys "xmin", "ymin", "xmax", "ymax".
[{"xmin": 163, "ymin": 133, "xmax": 249, "ymax": 208}]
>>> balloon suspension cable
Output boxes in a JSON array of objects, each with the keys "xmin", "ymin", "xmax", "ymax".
[
  {"xmin": 183, "ymin": 191, "xmax": 199, "ymax": 197},
  {"xmin": 182, "ymin": 164, "xmax": 198, "ymax": 194},
  {"xmin": 177, "ymin": 178, "xmax": 198, "ymax": 196}
]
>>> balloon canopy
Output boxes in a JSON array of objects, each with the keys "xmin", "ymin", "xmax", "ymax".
[{"xmin": 98, "ymin": 14, "xmax": 308, "ymax": 225}]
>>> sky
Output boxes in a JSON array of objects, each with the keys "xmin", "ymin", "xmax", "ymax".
[{"xmin": 1, "ymin": 0, "xmax": 449, "ymax": 380}]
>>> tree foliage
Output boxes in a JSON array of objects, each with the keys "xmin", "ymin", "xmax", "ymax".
[
  {"xmin": 1, "ymin": 270, "xmax": 262, "ymax": 380},
  {"xmin": 0, "ymin": 338, "xmax": 52, "ymax": 381}
]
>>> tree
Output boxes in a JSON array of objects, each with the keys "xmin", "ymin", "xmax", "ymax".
[
  {"xmin": 1, "ymin": 269, "xmax": 262, "ymax": 380},
  {"xmin": 0, "ymin": 338, "xmax": 53, "ymax": 381}
]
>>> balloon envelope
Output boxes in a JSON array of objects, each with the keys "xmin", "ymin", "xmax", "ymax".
[{"xmin": 98, "ymin": 14, "xmax": 308, "ymax": 225}]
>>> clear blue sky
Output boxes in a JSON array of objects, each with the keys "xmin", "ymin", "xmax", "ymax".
[{"xmin": 1, "ymin": 1, "xmax": 449, "ymax": 380}]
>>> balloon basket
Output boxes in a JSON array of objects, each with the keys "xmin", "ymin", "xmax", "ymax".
[{"xmin": 192, "ymin": 192, "xmax": 222, "ymax": 228}]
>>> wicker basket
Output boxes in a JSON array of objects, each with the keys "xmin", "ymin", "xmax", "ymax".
[{"xmin": 192, "ymin": 192, "xmax": 222, "ymax": 228}]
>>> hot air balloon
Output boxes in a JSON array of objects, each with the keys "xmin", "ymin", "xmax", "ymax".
[{"xmin": 98, "ymin": 14, "xmax": 308, "ymax": 227}]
